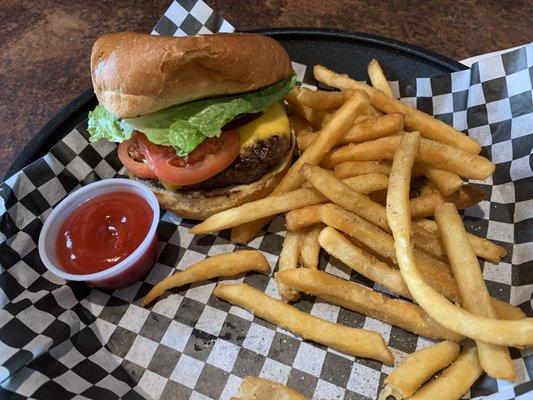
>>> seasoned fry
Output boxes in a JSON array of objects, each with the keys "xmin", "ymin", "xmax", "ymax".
[
  {"xmin": 314, "ymin": 64, "xmax": 481, "ymax": 153},
  {"xmin": 276, "ymin": 268, "xmax": 462, "ymax": 341},
  {"xmin": 298, "ymin": 113, "xmax": 404, "ymax": 150},
  {"xmin": 321, "ymin": 135, "xmax": 495, "ymax": 180},
  {"xmin": 368, "ymin": 59, "xmax": 394, "ymax": 98},
  {"xmin": 300, "ymin": 164, "xmax": 446, "ymax": 259},
  {"xmin": 141, "ymin": 250, "xmax": 270, "ymax": 306},
  {"xmin": 231, "ymin": 376, "xmax": 307, "ymax": 400},
  {"xmin": 386, "ymin": 132, "xmax": 533, "ymax": 346},
  {"xmin": 285, "ymin": 204, "xmax": 326, "ymax": 231},
  {"xmin": 191, "ymin": 173, "xmax": 388, "ymax": 234},
  {"xmin": 278, "ymin": 230, "xmax": 302, "ymax": 301},
  {"xmin": 418, "ymin": 163, "xmax": 463, "ymax": 196},
  {"xmin": 378, "ymin": 341, "xmax": 461, "ymax": 400},
  {"xmin": 231, "ymin": 90, "xmax": 370, "ymax": 243},
  {"xmin": 410, "ymin": 185, "xmax": 485, "ymax": 218},
  {"xmin": 436, "ymin": 203, "xmax": 515, "ymax": 380},
  {"xmin": 409, "ymin": 346, "xmax": 483, "ymax": 400},
  {"xmin": 213, "ymin": 283, "xmax": 394, "ymax": 364},
  {"xmin": 285, "ymin": 88, "xmax": 332, "ymax": 128},
  {"xmin": 334, "ymin": 161, "xmax": 392, "ymax": 178},
  {"xmin": 297, "ymin": 87, "xmax": 351, "ymax": 110},
  {"xmin": 288, "ymin": 115, "xmax": 314, "ymax": 137},
  {"xmin": 299, "ymin": 224, "xmax": 323, "ymax": 269},
  {"xmin": 416, "ymin": 218, "xmax": 507, "ymax": 263}
]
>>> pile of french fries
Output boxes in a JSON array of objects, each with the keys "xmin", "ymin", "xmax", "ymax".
[{"xmin": 145, "ymin": 60, "xmax": 533, "ymax": 399}]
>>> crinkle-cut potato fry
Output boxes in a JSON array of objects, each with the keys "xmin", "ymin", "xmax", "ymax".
[
  {"xmin": 299, "ymin": 224, "xmax": 323, "ymax": 269},
  {"xmin": 141, "ymin": 250, "xmax": 270, "ymax": 306},
  {"xmin": 213, "ymin": 283, "xmax": 394, "ymax": 364},
  {"xmin": 191, "ymin": 173, "xmax": 388, "ymax": 235},
  {"xmin": 436, "ymin": 203, "xmax": 515, "ymax": 381},
  {"xmin": 285, "ymin": 204, "xmax": 327, "ymax": 231},
  {"xmin": 277, "ymin": 268, "xmax": 462, "ymax": 341},
  {"xmin": 231, "ymin": 90, "xmax": 370, "ymax": 244},
  {"xmin": 368, "ymin": 59, "xmax": 394, "ymax": 98},
  {"xmin": 409, "ymin": 346, "xmax": 483, "ymax": 400},
  {"xmin": 378, "ymin": 340, "xmax": 460, "ymax": 400},
  {"xmin": 231, "ymin": 376, "xmax": 307, "ymax": 400},
  {"xmin": 278, "ymin": 230, "xmax": 302, "ymax": 301},
  {"xmin": 416, "ymin": 218, "xmax": 507, "ymax": 264},
  {"xmin": 321, "ymin": 134, "xmax": 495, "ymax": 180},
  {"xmin": 297, "ymin": 113, "xmax": 404, "ymax": 150},
  {"xmin": 386, "ymin": 132, "xmax": 533, "ymax": 346},
  {"xmin": 313, "ymin": 64, "xmax": 481, "ymax": 153},
  {"xmin": 334, "ymin": 161, "xmax": 392, "ymax": 178},
  {"xmin": 297, "ymin": 87, "xmax": 352, "ymax": 110},
  {"xmin": 300, "ymin": 164, "xmax": 446, "ymax": 259}
]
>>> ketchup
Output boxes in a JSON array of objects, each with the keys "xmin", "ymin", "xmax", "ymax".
[{"xmin": 56, "ymin": 191, "xmax": 153, "ymax": 275}]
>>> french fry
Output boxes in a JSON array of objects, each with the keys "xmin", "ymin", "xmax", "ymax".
[
  {"xmin": 368, "ymin": 59, "xmax": 394, "ymax": 98},
  {"xmin": 299, "ymin": 224, "xmax": 323, "ymax": 269},
  {"xmin": 141, "ymin": 251, "xmax": 270, "ymax": 306},
  {"xmin": 285, "ymin": 204, "xmax": 326, "ymax": 231},
  {"xmin": 378, "ymin": 340, "xmax": 461, "ymax": 400},
  {"xmin": 409, "ymin": 346, "xmax": 483, "ymax": 400},
  {"xmin": 278, "ymin": 230, "xmax": 302, "ymax": 301},
  {"xmin": 298, "ymin": 113, "xmax": 404, "ymax": 150},
  {"xmin": 276, "ymin": 268, "xmax": 462, "ymax": 341},
  {"xmin": 285, "ymin": 88, "xmax": 332, "ymax": 128},
  {"xmin": 410, "ymin": 185, "xmax": 485, "ymax": 218},
  {"xmin": 417, "ymin": 163, "xmax": 463, "ymax": 196},
  {"xmin": 300, "ymin": 164, "xmax": 447, "ymax": 260},
  {"xmin": 416, "ymin": 218, "xmax": 507, "ymax": 263},
  {"xmin": 231, "ymin": 376, "xmax": 307, "ymax": 400},
  {"xmin": 314, "ymin": 64, "xmax": 481, "ymax": 153},
  {"xmin": 297, "ymin": 87, "xmax": 351, "ymax": 110},
  {"xmin": 213, "ymin": 283, "xmax": 394, "ymax": 364},
  {"xmin": 386, "ymin": 132, "xmax": 533, "ymax": 346},
  {"xmin": 231, "ymin": 90, "xmax": 370, "ymax": 243},
  {"xmin": 288, "ymin": 115, "xmax": 314, "ymax": 137},
  {"xmin": 321, "ymin": 135, "xmax": 495, "ymax": 180},
  {"xmin": 436, "ymin": 203, "xmax": 515, "ymax": 380},
  {"xmin": 191, "ymin": 173, "xmax": 388, "ymax": 234},
  {"xmin": 334, "ymin": 161, "xmax": 392, "ymax": 178}
]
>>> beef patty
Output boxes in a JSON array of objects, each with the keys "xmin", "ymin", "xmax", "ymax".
[{"xmin": 185, "ymin": 134, "xmax": 292, "ymax": 191}]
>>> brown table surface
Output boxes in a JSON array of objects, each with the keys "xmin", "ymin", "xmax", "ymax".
[{"xmin": 1, "ymin": 0, "xmax": 531, "ymax": 178}]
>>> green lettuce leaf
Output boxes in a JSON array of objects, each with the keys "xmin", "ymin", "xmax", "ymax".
[{"xmin": 87, "ymin": 74, "xmax": 296, "ymax": 156}]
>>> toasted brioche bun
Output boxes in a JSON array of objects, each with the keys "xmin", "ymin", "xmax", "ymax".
[
  {"xmin": 91, "ymin": 32, "xmax": 293, "ymax": 119},
  {"xmin": 129, "ymin": 136, "xmax": 294, "ymax": 220}
]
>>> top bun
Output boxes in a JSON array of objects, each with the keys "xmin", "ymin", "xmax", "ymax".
[{"xmin": 91, "ymin": 32, "xmax": 293, "ymax": 119}]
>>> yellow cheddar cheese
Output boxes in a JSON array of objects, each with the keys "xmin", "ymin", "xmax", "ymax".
[{"xmin": 237, "ymin": 103, "xmax": 290, "ymax": 149}]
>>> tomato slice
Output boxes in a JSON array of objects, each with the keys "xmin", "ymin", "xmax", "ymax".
[
  {"xmin": 118, "ymin": 135, "xmax": 157, "ymax": 178},
  {"xmin": 136, "ymin": 130, "xmax": 240, "ymax": 186}
]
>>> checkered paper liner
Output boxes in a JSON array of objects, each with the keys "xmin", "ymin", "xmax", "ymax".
[{"xmin": 1, "ymin": 1, "xmax": 532, "ymax": 399}]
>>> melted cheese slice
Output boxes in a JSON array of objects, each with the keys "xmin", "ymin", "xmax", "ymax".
[{"xmin": 237, "ymin": 102, "xmax": 290, "ymax": 149}]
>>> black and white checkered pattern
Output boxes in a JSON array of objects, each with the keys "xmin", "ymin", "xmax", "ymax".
[{"xmin": 1, "ymin": 1, "xmax": 532, "ymax": 398}]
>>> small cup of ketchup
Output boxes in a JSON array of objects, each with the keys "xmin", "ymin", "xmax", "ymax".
[{"xmin": 39, "ymin": 178, "xmax": 160, "ymax": 289}]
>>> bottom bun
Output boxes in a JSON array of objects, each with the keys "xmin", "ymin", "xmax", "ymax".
[{"xmin": 130, "ymin": 143, "xmax": 294, "ymax": 220}]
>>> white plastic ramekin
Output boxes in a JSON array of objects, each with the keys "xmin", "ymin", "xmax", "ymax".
[{"xmin": 38, "ymin": 178, "xmax": 160, "ymax": 289}]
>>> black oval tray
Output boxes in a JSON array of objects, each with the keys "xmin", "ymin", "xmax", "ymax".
[{"xmin": 5, "ymin": 27, "xmax": 466, "ymax": 179}]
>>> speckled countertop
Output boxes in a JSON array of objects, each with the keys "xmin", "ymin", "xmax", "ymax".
[{"xmin": 1, "ymin": 0, "xmax": 531, "ymax": 177}]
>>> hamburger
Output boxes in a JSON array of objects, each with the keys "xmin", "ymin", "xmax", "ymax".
[{"xmin": 88, "ymin": 32, "xmax": 295, "ymax": 219}]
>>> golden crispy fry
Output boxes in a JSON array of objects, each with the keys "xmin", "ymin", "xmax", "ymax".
[
  {"xmin": 299, "ymin": 224, "xmax": 323, "ymax": 269},
  {"xmin": 418, "ymin": 163, "xmax": 464, "ymax": 196},
  {"xmin": 409, "ymin": 346, "xmax": 483, "ymax": 400},
  {"xmin": 300, "ymin": 164, "xmax": 446, "ymax": 259},
  {"xmin": 285, "ymin": 88, "xmax": 332, "ymax": 128},
  {"xmin": 297, "ymin": 87, "xmax": 352, "ymax": 110},
  {"xmin": 297, "ymin": 113, "xmax": 404, "ymax": 150},
  {"xmin": 277, "ymin": 268, "xmax": 462, "ymax": 341},
  {"xmin": 231, "ymin": 90, "xmax": 370, "ymax": 243},
  {"xmin": 378, "ymin": 341, "xmax": 460, "ymax": 400},
  {"xmin": 436, "ymin": 203, "xmax": 515, "ymax": 380},
  {"xmin": 213, "ymin": 283, "xmax": 394, "ymax": 364},
  {"xmin": 314, "ymin": 65, "xmax": 481, "ymax": 153},
  {"xmin": 386, "ymin": 132, "xmax": 533, "ymax": 346},
  {"xmin": 288, "ymin": 115, "xmax": 314, "ymax": 138},
  {"xmin": 416, "ymin": 218, "xmax": 507, "ymax": 263},
  {"xmin": 231, "ymin": 376, "xmax": 307, "ymax": 400},
  {"xmin": 334, "ymin": 161, "xmax": 392, "ymax": 178},
  {"xmin": 368, "ymin": 59, "xmax": 394, "ymax": 98},
  {"xmin": 191, "ymin": 173, "xmax": 388, "ymax": 235},
  {"xmin": 285, "ymin": 204, "xmax": 326, "ymax": 231},
  {"xmin": 141, "ymin": 251, "xmax": 270, "ymax": 306},
  {"xmin": 410, "ymin": 185, "xmax": 486, "ymax": 218},
  {"xmin": 278, "ymin": 230, "xmax": 302, "ymax": 301},
  {"xmin": 321, "ymin": 135, "xmax": 495, "ymax": 180}
]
